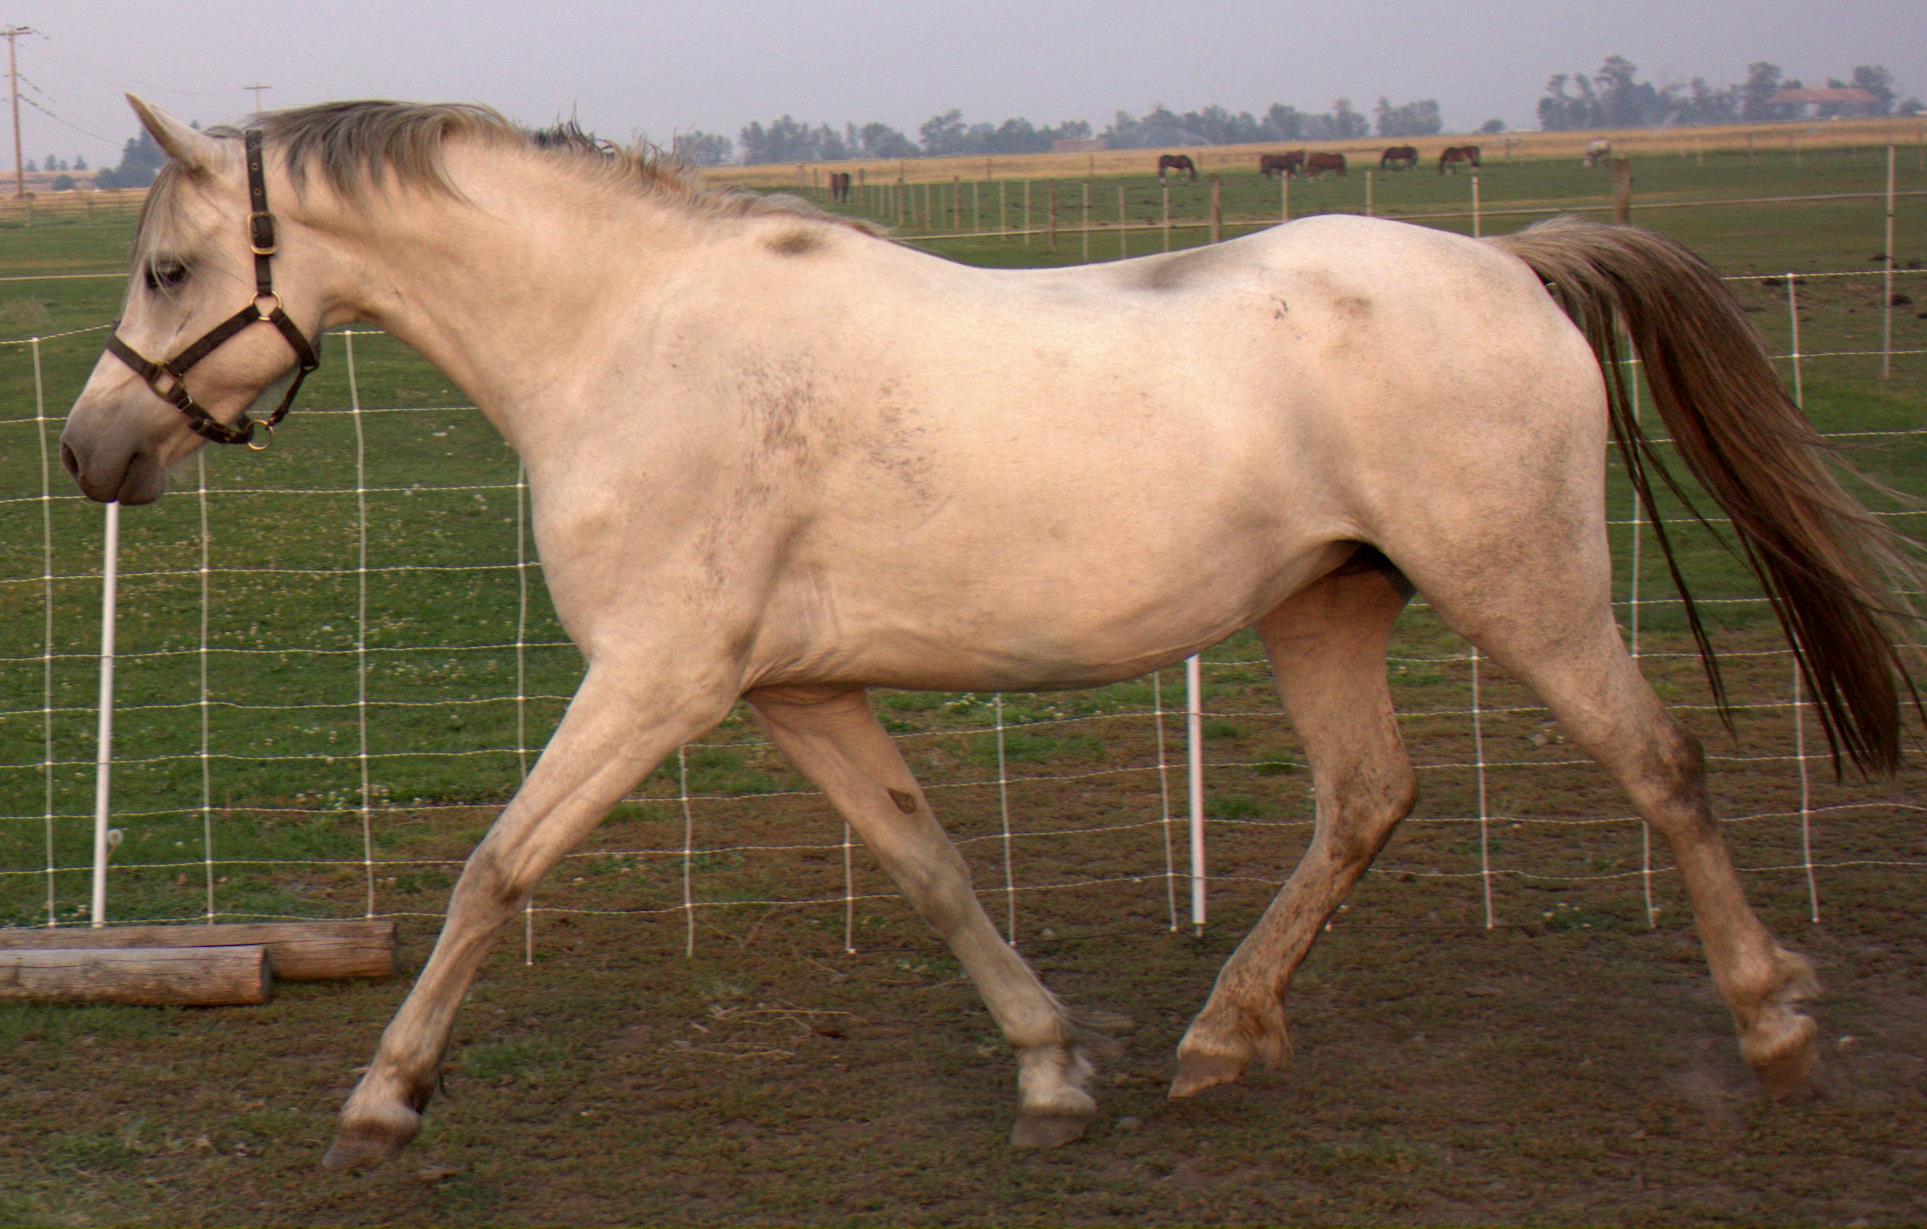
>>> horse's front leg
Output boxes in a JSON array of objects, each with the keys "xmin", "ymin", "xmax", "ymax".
[
  {"xmin": 749, "ymin": 686, "xmax": 1124, "ymax": 1147},
  {"xmin": 323, "ymin": 660, "xmax": 735, "ymax": 1171}
]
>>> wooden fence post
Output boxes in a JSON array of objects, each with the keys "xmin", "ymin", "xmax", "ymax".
[
  {"xmin": 1047, "ymin": 183, "xmax": 1058, "ymax": 252},
  {"xmin": 1209, "ymin": 175, "xmax": 1222, "ymax": 243},
  {"xmin": 1883, "ymin": 144, "xmax": 1896, "ymax": 379},
  {"xmin": 1082, "ymin": 181, "xmax": 1090, "ymax": 263},
  {"xmin": 1611, "ymin": 157, "xmax": 1633, "ymax": 225},
  {"xmin": 1023, "ymin": 179, "xmax": 1032, "ymax": 246},
  {"xmin": 1118, "ymin": 185, "xmax": 1127, "ymax": 259}
]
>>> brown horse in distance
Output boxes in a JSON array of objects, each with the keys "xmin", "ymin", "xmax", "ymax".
[
  {"xmin": 1305, "ymin": 151, "xmax": 1347, "ymax": 178},
  {"xmin": 1259, "ymin": 151, "xmax": 1306, "ymax": 179},
  {"xmin": 828, "ymin": 171, "xmax": 852, "ymax": 202},
  {"xmin": 1157, "ymin": 153, "xmax": 1199, "ymax": 181},
  {"xmin": 1380, "ymin": 145, "xmax": 1419, "ymax": 170},
  {"xmin": 1439, "ymin": 145, "xmax": 1481, "ymax": 174}
]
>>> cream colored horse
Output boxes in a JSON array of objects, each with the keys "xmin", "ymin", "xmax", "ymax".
[{"xmin": 62, "ymin": 98, "xmax": 1916, "ymax": 1169}]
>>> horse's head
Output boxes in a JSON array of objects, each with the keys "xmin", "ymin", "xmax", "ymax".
[{"xmin": 62, "ymin": 96, "xmax": 328, "ymax": 504}]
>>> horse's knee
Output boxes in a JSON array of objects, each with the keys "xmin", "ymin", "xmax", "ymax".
[
  {"xmin": 899, "ymin": 846, "xmax": 977, "ymax": 932},
  {"xmin": 457, "ymin": 844, "xmax": 541, "ymax": 915}
]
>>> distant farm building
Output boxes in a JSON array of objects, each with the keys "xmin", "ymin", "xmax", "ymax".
[{"xmin": 1767, "ymin": 87, "xmax": 1879, "ymax": 118}]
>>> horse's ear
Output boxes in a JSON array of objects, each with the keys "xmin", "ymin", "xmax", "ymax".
[{"xmin": 126, "ymin": 93, "xmax": 221, "ymax": 173}]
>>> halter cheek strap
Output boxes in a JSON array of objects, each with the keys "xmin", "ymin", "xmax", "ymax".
[{"xmin": 105, "ymin": 129, "xmax": 320, "ymax": 450}]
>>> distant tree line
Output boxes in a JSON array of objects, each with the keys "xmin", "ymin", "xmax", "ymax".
[
  {"xmin": 700, "ymin": 95, "xmax": 1460, "ymax": 166},
  {"xmin": 1538, "ymin": 57, "xmax": 1921, "ymax": 130},
  {"xmin": 67, "ymin": 58, "xmax": 1924, "ymax": 181},
  {"xmin": 24, "ymin": 153, "xmax": 88, "ymax": 173}
]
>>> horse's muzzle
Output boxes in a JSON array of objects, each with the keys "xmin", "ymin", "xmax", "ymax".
[{"xmin": 60, "ymin": 420, "xmax": 170, "ymax": 505}]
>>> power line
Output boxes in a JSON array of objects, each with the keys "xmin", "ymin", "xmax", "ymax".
[
  {"xmin": 31, "ymin": 28, "xmax": 233, "ymax": 101},
  {"xmin": 18, "ymin": 92, "xmax": 119, "ymax": 146}
]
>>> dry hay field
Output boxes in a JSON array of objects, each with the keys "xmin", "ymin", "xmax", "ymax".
[{"xmin": 702, "ymin": 115, "xmax": 1927, "ymax": 187}]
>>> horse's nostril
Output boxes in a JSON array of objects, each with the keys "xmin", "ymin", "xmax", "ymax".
[{"xmin": 60, "ymin": 441, "xmax": 81, "ymax": 479}]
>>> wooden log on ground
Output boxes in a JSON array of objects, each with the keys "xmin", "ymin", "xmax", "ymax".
[
  {"xmin": 0, "ymin": 920, "xmax": 394, "ymax": 981},
  {"xmin": 0, "ymin": 945, "xmax": 271, "ymax": 1006}
]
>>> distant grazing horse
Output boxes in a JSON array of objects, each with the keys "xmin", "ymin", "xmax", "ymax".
[
  {"xmin": 1380, "ymin": 145, "xmax": 1419, "ymax": 171},
  {"xmin": 70, "ymin": 96, "xmax": 1912, "ymax": 1170},
  {"xmin": 1304, "ymin": 151, "xmax": 1347, "ymax": 178},
  {"xmin": 1157, "ymin": 153, "xmax": 1198, "ymax": 180},
  {"xmin": 828, "ymin": 170, "xmax": 852, "ymax": 202},
  {"xmin": 1259, "ymin": 151, "xmax": 1304, "ymax": 179},
  {"xmin": 1584, "ymin": 139, "xmax": 1613, "ymax": 169},
  {"xmin": 1438, "ymin": 144, "xmax": 1481, "ymax": 174}
]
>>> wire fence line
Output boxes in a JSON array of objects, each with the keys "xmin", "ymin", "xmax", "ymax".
[{"xmin": 1, "ymin": 188, "xmax": 1920, "ymax": 959}]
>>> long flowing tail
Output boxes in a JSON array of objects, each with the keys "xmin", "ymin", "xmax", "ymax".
[{"xmin": 1491, "ymin": 215, "xmax": 1920, "ymax": 775}]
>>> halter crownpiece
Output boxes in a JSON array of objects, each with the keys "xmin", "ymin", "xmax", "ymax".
[{"xmin": 105, "ymin": 129, "xmax": 320, "ymax": 449}]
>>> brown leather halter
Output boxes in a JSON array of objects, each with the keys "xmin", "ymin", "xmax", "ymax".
[{"xmin": 105, "ymin": 129, "xmax": 319, "ymax": 450}]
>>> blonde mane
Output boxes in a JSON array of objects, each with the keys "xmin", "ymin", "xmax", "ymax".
[{"xmin": 200, "ymin": 100, "xmax": 869, "ymax": 230}]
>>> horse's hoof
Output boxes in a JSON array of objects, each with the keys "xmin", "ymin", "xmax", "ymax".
[
  {"xmin": 322, "ymin": 1104, "xmax": 421, "ymax": 1172},
  {"xmin": 1009, "ymin": 1110, "xmax": 1090, "ymax": 1149},
  {"xmin": 1744, "ymin": 1012, "xmax": 1820, "ymax": 1098},
  {"xmin": 1168, "ymin": 1051, "xmax": 1246, "ymax": 1100}
]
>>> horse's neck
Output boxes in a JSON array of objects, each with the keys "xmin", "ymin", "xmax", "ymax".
[{"xmin": 336, "ymin": 161, "xmax": 700, "ymax": 451}]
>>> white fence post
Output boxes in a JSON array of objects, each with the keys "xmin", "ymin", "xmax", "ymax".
[
  {"xmin": 1186, "ymin": 654, "xmax": 1206, "ymax": 935},
  {"xmin": 90, "ymin": 500, "xmax": 120, "ymax": 928}
]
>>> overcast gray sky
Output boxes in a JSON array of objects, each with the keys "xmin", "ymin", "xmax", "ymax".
[{"xmin": 10, "ymin": 0, "xmax": 1924, "ymax": 168}]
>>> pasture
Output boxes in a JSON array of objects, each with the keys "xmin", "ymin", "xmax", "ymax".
[{"xmin": 1, "ymin": 142, "xmax": 1923, "ymax": 1225}]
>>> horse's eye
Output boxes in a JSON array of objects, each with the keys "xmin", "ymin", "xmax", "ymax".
[{"xmin": 144, "ymin": 260, "xmax": 189, "ymax": 292}]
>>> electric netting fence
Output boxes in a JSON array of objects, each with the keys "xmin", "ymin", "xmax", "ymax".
[{"xmin": 3, "ymin": 185, "xmax": 1922, "ymax": 960}]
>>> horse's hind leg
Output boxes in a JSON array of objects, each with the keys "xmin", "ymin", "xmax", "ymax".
[
  {"xmin": 1172, "ymin": 554, "xmax": 1418, "ymax": 1098},
  {"xmin": 1408, "ymin": 535, "xmax": 1822, "ymax": 1093},
  {"xmin": 750, "ymin": 686, "xmax": 1122, "ymax": 1147}
]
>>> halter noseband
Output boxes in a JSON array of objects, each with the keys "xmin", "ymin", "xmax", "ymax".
[{"xmin": 105, "ymin": 129, "xmax": 319, "ymax": 450}]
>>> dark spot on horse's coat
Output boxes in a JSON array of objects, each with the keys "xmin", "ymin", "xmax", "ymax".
[
  {"xmin": 1335, "ymin": 294, "xmax": 1372, "ymax": 319},
  {"xmin": 888, "ymin": 788, "xmax": 918, "ymax": 814},
  {"xmin": 1135, "ymin": 244, "xmax": 1227, "ymax": 292},
  {"xmin": 739, "ymin": 355, "xmax": 816, "ymax": 460},
  {"xmin": 767, "ymin": 227, "xmax": 824, "ymax": 256},
  {"xmin": 1273, "ymin": 297, "xmax": 1290, "ymax": 319}
]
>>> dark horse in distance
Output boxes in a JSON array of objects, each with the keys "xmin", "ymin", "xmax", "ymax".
[
  {"xmin": 1260, "ymin": 151, "xmax": 1306, "ymax": 178},
  {"xmin": 1157, "ymin": 153, "xmax": 1199, "ymax": 181},
  {"xmin": 1305, "ymin": 151, "xmax": 1347, "ymax": 178}
]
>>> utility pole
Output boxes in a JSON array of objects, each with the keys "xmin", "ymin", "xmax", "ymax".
[
  {"xmin": 5, "ymin": 26, "xmax": 32, "ymax": 199},
  {"xmin": 244, "ymin": 82, "xmax": 270, "ymax": 115}
]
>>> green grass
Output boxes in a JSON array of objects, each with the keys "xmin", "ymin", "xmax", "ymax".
[{"xmin": 0, "ymin": 143, "xmax": 1921, "ymax": 932}]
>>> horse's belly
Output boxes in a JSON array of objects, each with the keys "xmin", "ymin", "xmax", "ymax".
[{"xmin": 753, "ymin": 525, "xmax": 1352, "ymax": 692}]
